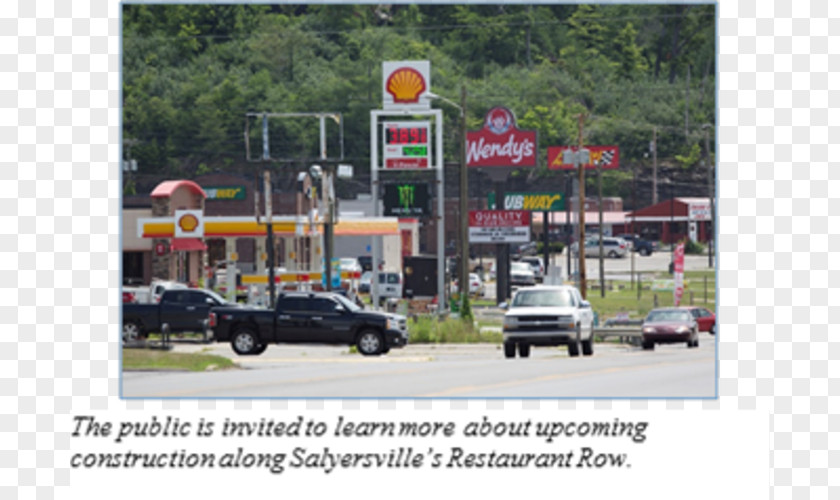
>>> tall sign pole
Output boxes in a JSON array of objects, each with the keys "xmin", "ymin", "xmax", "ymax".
[
  {"xmin": 577, "ymin": 114, "xmax": 587, "ymax": 299},
  {"xmin": 263, "ymin": 170, "xmax": 276, "ymax": 307},
  {"xmin": 458, "ymin": 84, "xmax": 468, "ymax": 310}
]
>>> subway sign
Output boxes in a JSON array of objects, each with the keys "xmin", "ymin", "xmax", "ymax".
[
  {"xmin": 205, "ymin": 185, "xmax": 246, "ymax": 201},
  {"xmin": 498, "ymin": 192, "xmax": 566, "ymax": 212}
]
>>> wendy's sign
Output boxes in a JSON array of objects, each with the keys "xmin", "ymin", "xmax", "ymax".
[{"xmin": 467, "ymin": 107, "xmax": 537, "ymax": 168}]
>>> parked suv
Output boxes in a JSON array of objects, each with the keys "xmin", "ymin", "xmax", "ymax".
[
  {"xmin": 571, "ymin": 237, "xmax": 629, "ymax": 258},
  {"xmin": 519, "ymin": 256, "xmax": 545, "ymax": 283},
  {"xmin": 617, "ymin": 234, "xmax": 655, "ymax": 256}
]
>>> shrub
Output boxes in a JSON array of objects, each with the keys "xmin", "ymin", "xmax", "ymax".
[{"xmin": 408, "ymin": 316, "xmax": 502, "ymax": 344}]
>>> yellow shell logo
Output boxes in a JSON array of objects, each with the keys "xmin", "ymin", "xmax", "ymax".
[
  {"xmin": 386, "ymin": 67, "xmax": 426, "ymax": 103},
  {"xmin": 178, "ymin": 213, "xmax": 199, "ymax": 233}
]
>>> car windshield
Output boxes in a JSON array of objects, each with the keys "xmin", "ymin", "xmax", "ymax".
[
  {"xmin": 646, "ymin": 310, "xmax": 691, "ymax": 323},
  {"xmin": 333, "ymin": 293, "xmax": 361, "ymax": 312},
  {"xmin": 511, "ymin": 289, "xmax": 574, "ymax": 308}
]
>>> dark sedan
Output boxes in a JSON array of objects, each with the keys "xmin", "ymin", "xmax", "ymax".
[{"xmin": 641, "ymin": 308, "xmax": 699, "ymax": 350}]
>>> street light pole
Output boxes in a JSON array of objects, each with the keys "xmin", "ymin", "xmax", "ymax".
[{"xmin": 459, "ymin": 84, "xmax": 469, "ymax": 313}]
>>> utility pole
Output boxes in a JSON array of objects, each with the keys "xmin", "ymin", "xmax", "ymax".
[
  {"xmin": 577, "ymin": 114, "xmax": 587, "ymax": 299},
  {"xmin": 703, "ymin": 123, "xmax": 714, "ymax": 268},
  {"xmin": 597, "ymin": 158, "xmax": 605, "ymax": 297},
  {"xmin": 652, "ymin": 127, "xmax": 658, "ymax": 205},
  {"xmin": 459, "ymin": 84, "xmax": 469, "ymax": 312},
  {"xmin": 263, "ymin": 171, "xmax": 276, "ymax": 307}
]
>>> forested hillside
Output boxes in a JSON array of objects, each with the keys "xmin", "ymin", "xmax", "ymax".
[{"xmin": 122, "ymin": 4, "xmax": 716, "ymax": 204}]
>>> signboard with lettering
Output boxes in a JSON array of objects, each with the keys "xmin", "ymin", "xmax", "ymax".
[
  {"xmin": 205, "ymin": 186, "xmax": 246, "ymax": 201},
  {"xmin": 383, "ymin": 182, "xmax": 431, "ymax": 217},
  {"xmin": 468, "ymin": 210, "xmax": 531, "ymax": 243},
  {"xmin": 467, "ymin": 107, "xmax": 537, "ymax": 168},
  {"xmin": 382, "ymin": 121, "xmax": 431, "ymax": 170},
  {"xmin": 688, "ymin": 202, "xmax": 711, "ymax": 221},
  {"xmin": 547, "ymin": 145, "xmax": 620, "ymax": 170},
  {"xmin": 502, "ymin": 192, "xmax": 565, "ymax": 212},
  {"xmin": 674, "ymin": 243, "xmax": 685, "ymax": 306}
]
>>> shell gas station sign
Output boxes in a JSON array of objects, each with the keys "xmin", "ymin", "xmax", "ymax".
[
  {"xmin": 382, "ymin": 61, "xmax": 430, "ymax": 111},
  {"xmin": 174, "ymin": 209, "xmax": 204, "ymax": 238}
]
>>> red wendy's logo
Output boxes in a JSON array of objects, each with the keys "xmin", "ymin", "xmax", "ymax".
[
  {"xmin": 467, "ymin": 106, "xmax": 537, "ymax": 168},
  {"xmin": 484, "ymin": 107, "xmax": 514, "ymax": 135}
]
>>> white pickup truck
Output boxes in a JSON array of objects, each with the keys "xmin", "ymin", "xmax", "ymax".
[{"xmin": 501, "ymin": 285, "xmax": 595, "ymax": 358}]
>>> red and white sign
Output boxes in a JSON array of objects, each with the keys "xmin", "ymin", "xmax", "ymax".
[
  {"xmin": 547, "ymin": 145, "xmax": 620, "ymax": 170},
  {"xmin": 688, "ymin": 201, "xmax": 711, "ymax": 221},
  {"xmin": 673, "ymin": 243, "xmax": 685, "ymax": 306},
  {"xmin": 468, "ymin": 210, "xmax": 531, "ymax": 243},
  {"xmin": 382, "ymin": 61, "xmax": 430, "ymax": 111},
  {"xmin": 467, "ymin": 107, "xmax": 537, "ymax": 168}
]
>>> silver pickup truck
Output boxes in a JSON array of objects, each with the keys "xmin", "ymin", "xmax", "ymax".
[{"xmin": 501, "ymin": 285, "xmax": 595, "ymax": 358}]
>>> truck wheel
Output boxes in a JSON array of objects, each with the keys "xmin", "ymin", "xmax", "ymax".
[
  {"xmin": 642, "ymin": 341, "xmax": 654, "ymax": 350},
  {"xmin": 608, "ymin": 250, "xmax": 618, "ymax": 258},
  {"xmin": 231, "ymin": 328, "xmax": 259, "ymax": 355},
  {"xmin": 568, "ymin": 327, "xmax": 581, "ymax": 357},
  {"xmin": 640, "ymin": 248, "xmax": 651, "ymax": 256},
  {"xmin": 517, "ymin": 343, "xmax": 531, "ymax": 358},
  {"xmin": 582, "ymin": 337, "xmax": 594, "ymax": 356},
  {"xmin": 252, "ymin": 344, "xmax": 268, "ymax": 355},
  {"xmin": 122, "ymin": 321, "xmax": 143, "ymax": 344},
  {"xmin": 356, "ymin": 330, "xmax": 384, "ymax": 356},
  {"xmin": 503, "ymin": 342, "xmax": 516, "ymax": 359}
]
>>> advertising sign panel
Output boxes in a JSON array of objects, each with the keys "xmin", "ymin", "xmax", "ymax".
[
  {"xmin": 468, "ymin": 210, "xmax": 531, "ymax": 243},
  {"xmin": 382, "ymin": 61, "xmax": 430, "ymax": 111},
  {"xmin": 383, "ymin": 182, "xmax": 431, "ymax": 217},
  {"xmin": 673, "ymin": 242, "xmax": 685, "ymax": 306},
  {"xmin": 204, "ymin": 186, "xmax": 246, "ymax": 201},
  {"xmin": 466, "ymin": 107, "xmax": 537, "ymax": 168},
  {"xmin": 547, "ymin": 145, "xmax": 620, "ymax": 170},
  {"xmin": 688, "ymin": 201, "xmax": 711, "ymax": 221},
  {"xmin": 174, "ymin": 209, "xmax": 204, "ymax": 238},
  {"xmin": 502, "ymin": 192, "xmax": 565, "ymax": 212},
  {"xmin": 382, "ymin": 121, "xmax": 431, "ymax": 170}
]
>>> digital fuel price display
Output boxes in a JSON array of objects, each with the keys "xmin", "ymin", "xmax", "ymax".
[{"xmin": 383, "ymin": 121, "xmax": 431, "ymax": 169}]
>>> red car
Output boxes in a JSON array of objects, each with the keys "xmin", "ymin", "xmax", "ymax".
[
  {"xmin": 682, "ymin": 307, "xmax": 716, "ymax": 335},
  {"xmin": 641, "ymin": 308, "xmax": 699, "ymax": 350}
]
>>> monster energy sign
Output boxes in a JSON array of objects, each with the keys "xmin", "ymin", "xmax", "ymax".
[
  {"xmin": 383, "ymin": 182, "xmax": 431, "ymax": 217},
  {"xmin": 488, "ymin": 192, "xmax": 566, "ymax": 212}
]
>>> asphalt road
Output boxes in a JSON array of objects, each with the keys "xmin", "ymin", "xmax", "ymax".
[{"xmin": 122, "ymin": 333, "xmax": 716, "ymax": 399}]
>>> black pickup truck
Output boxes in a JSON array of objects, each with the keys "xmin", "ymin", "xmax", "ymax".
[
  {"xmin": 211, "ymin": 291, "xmax": 409, "ymax": 356},
  {"xmin": 122, "ymin": 288, "xmax": 233, "ymax": 343}
]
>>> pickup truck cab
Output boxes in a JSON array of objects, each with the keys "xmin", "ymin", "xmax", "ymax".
[
  {"xmin": 501, "ymin": 285, "xmax": 595, "ymax": 358},
  {"xmin": 122, "ymin": 288, "xmax": 232, "ymax": 343},
  {"xmin": 212, "ymin": 291, "xmax": 409, "ymax": 356}
]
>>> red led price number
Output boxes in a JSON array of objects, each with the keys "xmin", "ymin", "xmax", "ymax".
[{"xmin": 386, "ymin": 124, "xmax": 428, "ymax": 145}]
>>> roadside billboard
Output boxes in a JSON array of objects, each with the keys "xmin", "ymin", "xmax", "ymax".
[
  {"xmin": 547, "ymin": 145, "xmax": 620, "ymax": 170},
  {"xmin": 468, "ymin": 210, "xmax": 531, "ymax": 243},
  {"xmin": 467, "ymin": 107, "xmax": 537, "ymax": 168}
]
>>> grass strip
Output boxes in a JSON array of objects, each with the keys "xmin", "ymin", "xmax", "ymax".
[{"xmin": 123, "ymin": 349, "xmax": 237, "ymax": 372}]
